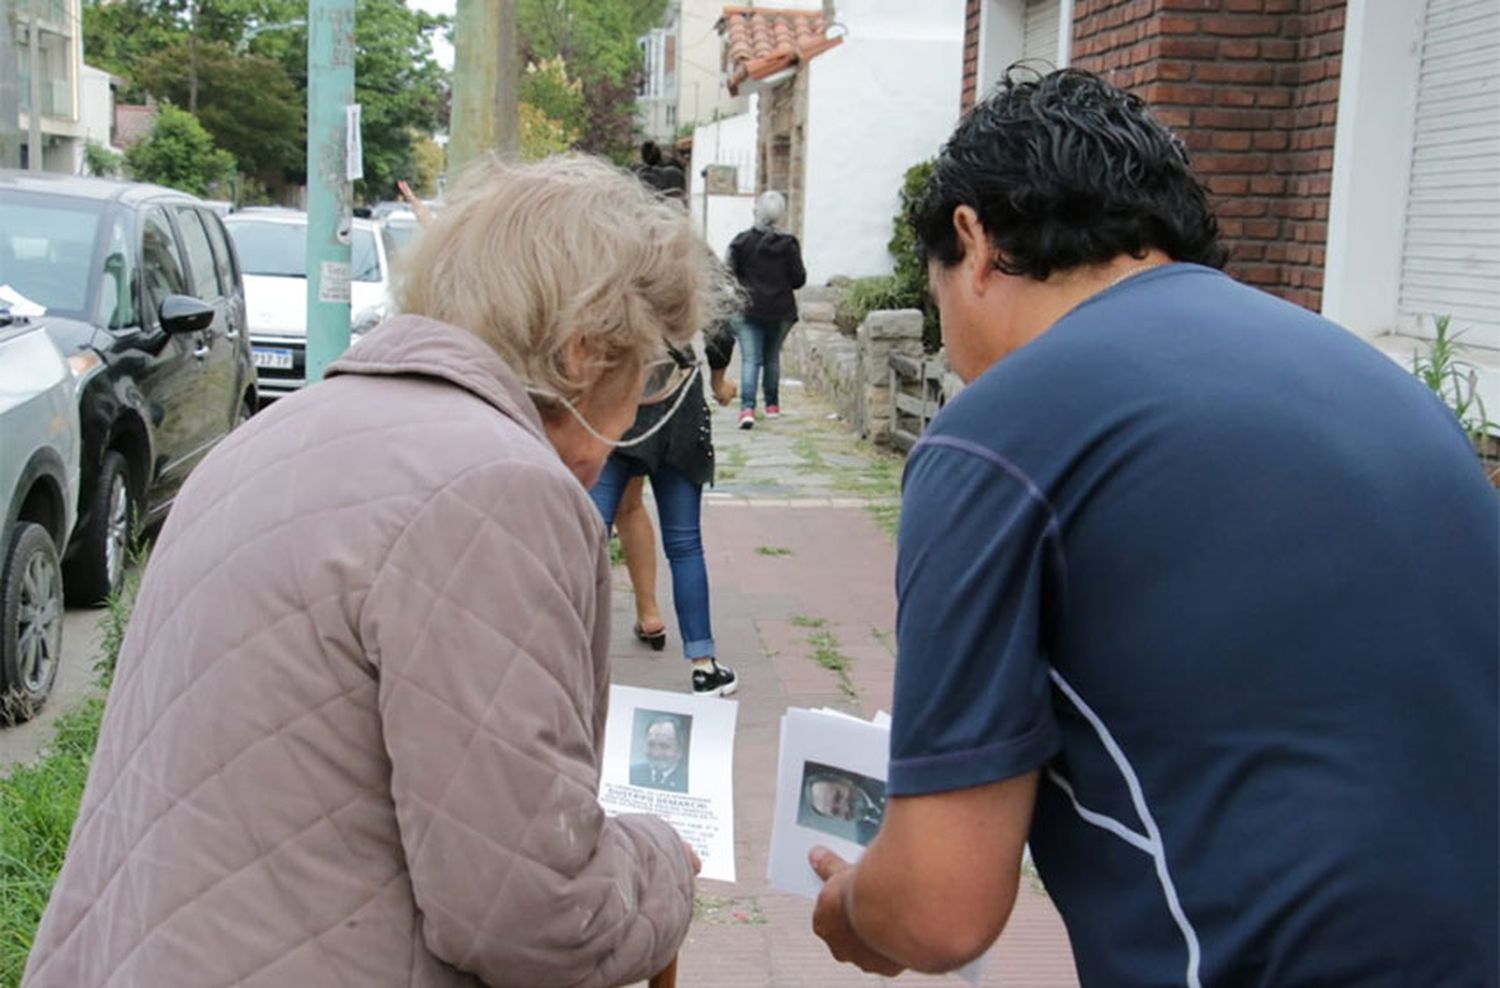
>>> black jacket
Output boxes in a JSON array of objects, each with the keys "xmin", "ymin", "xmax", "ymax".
[{"xmin": 728, "ymin": 227, "xmax": 807, "ymax": 327}]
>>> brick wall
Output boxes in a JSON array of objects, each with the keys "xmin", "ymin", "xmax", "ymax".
[
  {"xmin": 963, "ymin": 0, "xmax": 984, "ymax": 111},
  {"xmin": 1071, "ymin": 0, "xmax": 1347, "ymax": 311}
]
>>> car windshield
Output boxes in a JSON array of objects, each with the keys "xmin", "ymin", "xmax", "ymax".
[
  {"xmin": 227, "ymin": 219, "xmax": 382, "ymax": 283},
  {"xmin": 0, "ymin": 191, "xmax": 106, "ymax": 321}
]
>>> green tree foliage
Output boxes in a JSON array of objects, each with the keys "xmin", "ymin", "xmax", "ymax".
[
  {"xmin": 520, "ymin": 57, "xmax": 586, "ymax": 137},
  {"xmin": 123, "ymin": 104, "xmax": 237, "ymax": 196},
  {"xmin": 519, "ymin": 103, "xmax": 575, "ymax": 159},
  {"xmin": 83, "ymin": 142, "xmax": 124, "ymax": 178},
  {"xmin": 133, "ymin": 39, "xmax": 303, "ymax": 189},
  {"xmin": 409, "ymin": 135, "xmax": 445, "ymax": 197},
  {"xmin": 81, "ymin": 0, "xmax": 184, "ymax": 102},
  {"xmin": 518, "ymin": 0, "xmax": 668, "ymax": 160},
  {"xmin": 84, "ymin": 0, "xmax": 448, "ymax": 201},
  {"xmin": 352, "ymin": 0, "xmax": 450, "ymax": 198},
  {"xmin": 518, "ymin": 57, "xmax": 582, "ymax": 159}
]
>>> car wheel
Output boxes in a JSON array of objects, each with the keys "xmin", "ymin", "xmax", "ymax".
[
  {"xmin": 236, "ymin": 396, "xmax": 255, "ymax": 429},
  {"xmin": 0, "ymin": 523, "xmax": 64, "ymax": 725},
  {"xmin": 65, "ymin": 450, "xmax": 135, "ymax": 606}
]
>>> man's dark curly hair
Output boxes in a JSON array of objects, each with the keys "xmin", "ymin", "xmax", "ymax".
[{"xmin": 914, "ymin": 68, "xmax": 1228, "ymax": 279}]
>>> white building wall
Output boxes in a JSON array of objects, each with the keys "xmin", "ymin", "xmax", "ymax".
[
  {"xmin": 79, "ymin": 65, "xmax": 117, "ymax": 154},
  {"xmin": 677, "ymin": 0, "xmax": 748, "ymax": 127},
  {"xmin": 799, "ymin": 0, "xmax": 965, "ymax": 284},
  {"xmin": 1325, "ymin": 0, "xmax": 1500, "ymax": 423},
  {"xmin": 688, "ymin": 103, "xmax": 759, "ymax": 259}
]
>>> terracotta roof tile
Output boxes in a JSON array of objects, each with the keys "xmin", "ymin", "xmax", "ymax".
[{"xmin": 717, "ymin": 5, "xmax": 843, "ymax": 95}]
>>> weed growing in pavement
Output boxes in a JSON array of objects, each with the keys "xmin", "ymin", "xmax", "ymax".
[
  {"xmin": 755, "ymin": 546, "xmax": 794, "ymax": 557},
  {"xmin": 95, "ymin": 550, "xmax": 145, "ymax": 689},
  {"xmin": 807, "ymin": 630, "xmax": 859, "ymax": 700},
  {"xmin": 693, "ymin": 894, "xmax": 768, "ymax": 926},
  {"xmin": 792, "ymin": 434, "xmax": 825, "ymax": 471},
  {"xmin": 1412, "ymin": 315, "xmax": 1493, "ymax": 440},
  {"xmin": 608, "ymin": 536, "xmax": 625, "ymax": 567},
  {"xmin": 790, "ymin": 615, "xmax": 828, "ymax": 629}
]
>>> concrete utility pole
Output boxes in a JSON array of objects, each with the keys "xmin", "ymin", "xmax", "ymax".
[
  {"xmin": 0, "ymin": 1, "xmax": 22, "ymax": 168},
  {"xmin": 448, "ymin": 0, "xmax": 518, "ymax": 174},
  {"xmin": 26, "ymin": 0, "xmax": 40, "ymax": 169},
  {"xmin": 303, "ymin": 0, "xmax": 355, "ymax": 384}
]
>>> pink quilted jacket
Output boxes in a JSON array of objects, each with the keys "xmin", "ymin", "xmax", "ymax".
[{"xmin": 24, "ymin": 317, "xmax": 695, "ymax": 987}]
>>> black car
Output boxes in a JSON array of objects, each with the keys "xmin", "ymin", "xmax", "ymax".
[{"xmin": 0, "ymin": 172, "xmax": 257, "ymax": 603}]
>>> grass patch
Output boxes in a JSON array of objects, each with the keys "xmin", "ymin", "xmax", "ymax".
[
  {"xmin": 792, "ymin": 435, "xmax": 825, "ymax": 470},
  {"xmin": 608, "ymin": 536, "xmax": 625, "ymax": 567},
  {"xmin": 0, "ymin": 700, "xmax": 103, "ymax": 986},
  {"xmin": 790, "ymin": 614, "xmax": 828, "ymax": 629},
  {"xmin": 0, "ymin": 559, "xmax": 138, "ymax": 984},
  {"xmin": 724, "ymin": 445, "xmax": 748, "ymax": 470},
  {"xmin": 755, "ymin": 546, "xmax": 794, "ymax": 557},
  {"xmin": 867, "ymin": 502, "xmax": 900, "ymax": 541}
]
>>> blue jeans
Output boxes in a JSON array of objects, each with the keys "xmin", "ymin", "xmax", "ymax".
[
  {"xmin": 734, "ymin": 315, "xmax": 791, "ymax": 411},
  {"xmin": 589, "ymin": 458, "xmax": 715, "ymax": 660}
]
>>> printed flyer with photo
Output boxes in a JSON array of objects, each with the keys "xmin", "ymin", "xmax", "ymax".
[
  {"xmin": 767, "ymin": 706, "xmax": 987, "ymax": 984},
  {"xmin": 768, "ymin": 706, "xmax": 891, "ymax": 899},
  {"xmin": 599, "ymin": 684, "xmax": 739, "ymax": 883}
]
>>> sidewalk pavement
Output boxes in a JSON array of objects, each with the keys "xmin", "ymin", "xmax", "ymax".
[{"xmin": 612, "ymin": 380, "xmax": 1080, "ymax": 987}]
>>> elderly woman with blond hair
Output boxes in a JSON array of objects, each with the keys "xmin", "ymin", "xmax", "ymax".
[{"xmin": 24, "ymin": 157, "xmax": 723, "ymax": 988}]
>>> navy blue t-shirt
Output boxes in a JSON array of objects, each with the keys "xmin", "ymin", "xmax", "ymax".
[{"xmin": 889, "ymin": 265, "xmax": 1498, "ymax": 987}]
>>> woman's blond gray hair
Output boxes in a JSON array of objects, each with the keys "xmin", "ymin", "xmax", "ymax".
[{"xmin": 395, "ymin": 154, "xmax": 733, "ymax": 405}]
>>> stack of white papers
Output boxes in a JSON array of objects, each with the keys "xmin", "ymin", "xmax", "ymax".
[
  {"xmin": 768, "ymin": 706, "xmax": 891, "ymax": 898},
  {"xmin": 598, "ymin": 684, "xmax": 740, "ymax": 883}
]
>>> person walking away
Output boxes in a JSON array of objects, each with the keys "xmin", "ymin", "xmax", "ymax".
[
  {"xmin": 589, "ymin": 339, "xmax": 739, "ymax": 698},
  {"xmin": 728, "ymin": 190, "xmax": 806, "ymax": 429},
  {"xmin": 807, "ymin": 68, "xmax": 1498, "ymax": 987},
  {"xmin": 23, "ymin": 156, "xmax": 725, "ymax": 988},
  {"xmin": 612, "ymin": 320, "xmax": 737, "ymax": 653}
]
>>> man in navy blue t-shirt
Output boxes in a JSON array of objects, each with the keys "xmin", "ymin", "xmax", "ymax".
[{"xmin": 808, "ymin": 69, "xmax": 1498, "ymax": 987}]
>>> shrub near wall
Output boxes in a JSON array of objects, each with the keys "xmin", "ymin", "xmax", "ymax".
[{"xmin": 835, "ymin": 160, "xmax": 942, "ymax": 348}]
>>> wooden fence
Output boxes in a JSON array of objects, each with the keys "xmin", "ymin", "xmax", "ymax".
[{"xmin": 887, "ymin": 352, "xmax": 947, "ymax": 452}]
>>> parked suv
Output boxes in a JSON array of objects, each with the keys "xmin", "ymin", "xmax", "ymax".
[
  {"xmin": 224, "ymin": 210, "xmax": 391, "ymax": 400},
  {"xmin": 0, "ymin": 171, "xmax": 257, "ymax": 603},
  {"xmin": 0, "ymin": 313, "xmax": 79, "ymax": 722}
]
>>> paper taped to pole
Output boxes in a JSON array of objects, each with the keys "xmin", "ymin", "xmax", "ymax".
[{"xmin": 600, "ymin": 684, "xmax": 739, "ymax": 883}]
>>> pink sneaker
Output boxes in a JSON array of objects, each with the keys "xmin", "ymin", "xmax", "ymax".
[
  {"xmin": 738, "ymin": 409, "xmax": 755, "ymax": 430},
  {"xmin": 765, "ymin": 405, "xmax": 781, "ymax": 418}
]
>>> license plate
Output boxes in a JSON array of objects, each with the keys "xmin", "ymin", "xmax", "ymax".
[{"xmin": 253, "ymin": 347, "xmax": 294, "ymax": 370}]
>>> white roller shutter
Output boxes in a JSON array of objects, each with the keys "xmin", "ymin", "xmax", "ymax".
[
  {"xmin": 1399, "ymin": 0, "xmax": 1500, "ymax": 347},
  {"xmin": 1023, "ymin": 0, "xmax": 1062, "ymax": 69}
]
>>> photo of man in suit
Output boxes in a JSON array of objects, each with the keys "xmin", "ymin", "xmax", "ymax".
[
  {"xmin": 630, "ymin": 712, "xmax": 691, "ymax": 793},
  {"xmin": 799, "ymin": 763, "xmax": 887, "ymax": 847}
]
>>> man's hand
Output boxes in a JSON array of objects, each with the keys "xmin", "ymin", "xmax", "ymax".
[{"xmin": 809, "ymin": 847, "xmax": 905, "ymax": 977}]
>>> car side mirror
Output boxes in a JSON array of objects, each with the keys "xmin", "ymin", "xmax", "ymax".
[{"xmin": 158, "ymin": 294, "xmax": 215, "ymax": 335}]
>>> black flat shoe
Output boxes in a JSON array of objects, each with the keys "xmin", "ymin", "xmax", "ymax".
[{"xmin": 634, "ymin": 623, "xmax": 667, "ymax": 651}]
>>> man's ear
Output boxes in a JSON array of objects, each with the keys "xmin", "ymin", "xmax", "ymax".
[{"xmin": 952, "ymin": 205, "xmax": 993, "ymax": 298}]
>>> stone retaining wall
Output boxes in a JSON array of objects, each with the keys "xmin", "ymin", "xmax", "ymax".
[{"xmin": 782, "ymin": 286, "xmax": 932, "ymax": 446}]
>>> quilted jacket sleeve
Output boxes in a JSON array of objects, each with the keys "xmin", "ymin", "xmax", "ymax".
[{"xmin": 364, "ymin": 459, "xmax": 695, "ymax": 988}]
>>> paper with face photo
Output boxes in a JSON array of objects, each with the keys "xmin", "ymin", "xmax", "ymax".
[
  {"xmin": 599, "ymin": 684, "xmax": 739, "ymax": 883},
  {"xmin": 768, "ymin": 707, "xmax": 891, "ymax": 899}
]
